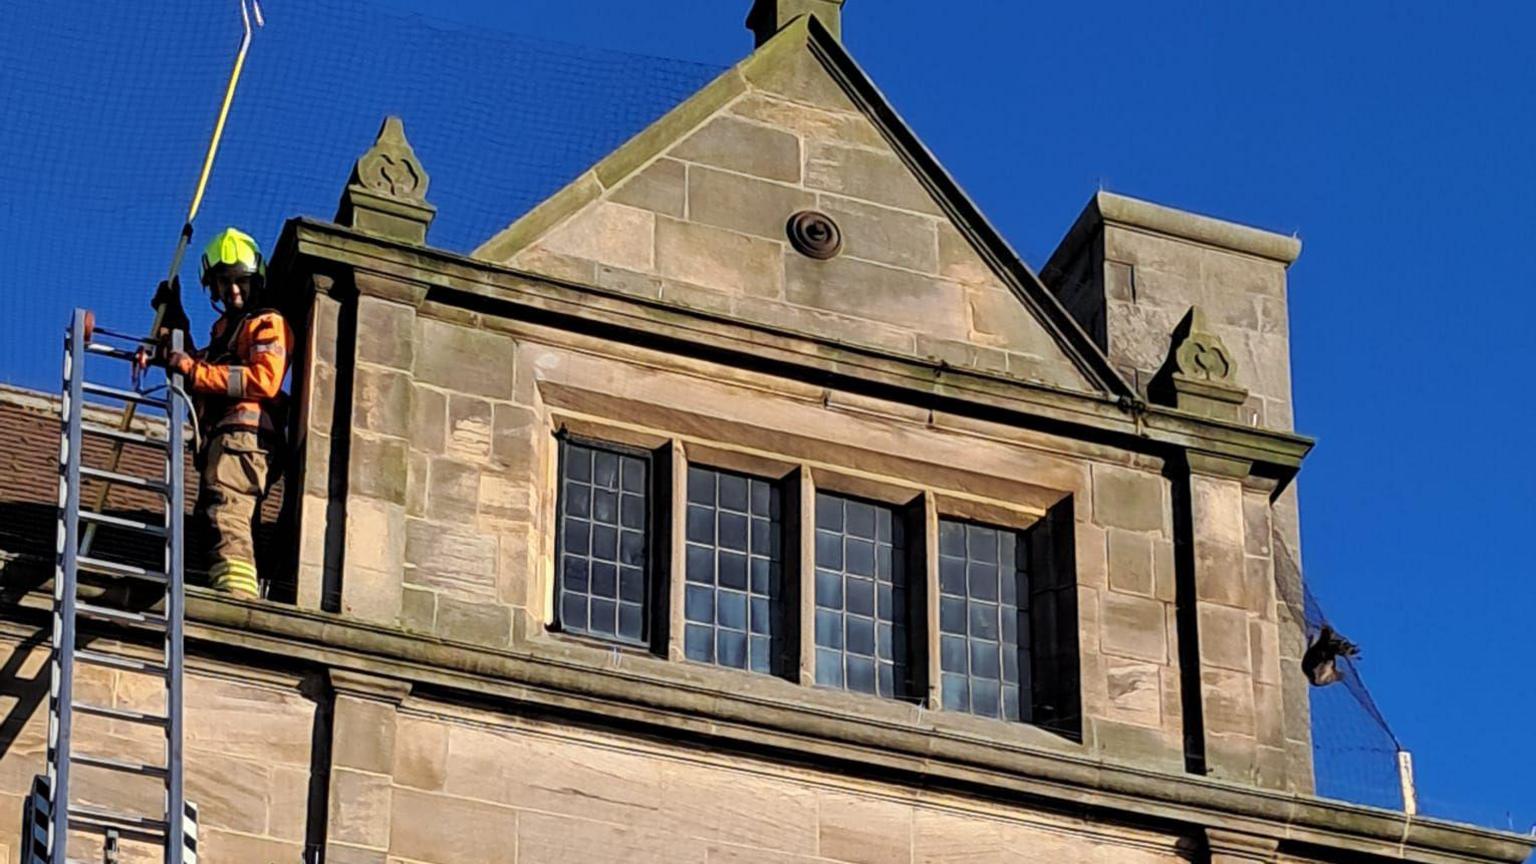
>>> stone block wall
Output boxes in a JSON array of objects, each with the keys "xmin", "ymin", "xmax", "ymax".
[
  {"xmin": 1041, "ymin": 191, "xmax": 1301, "ymax": 431},
  {"xmin": 0, "ymin": 634, "xmax": 315, "ymax": 864},
  {"xmin": 370, "ymin": 694, "xmax": 1192, "ymax": 864},
  {"xmin": 295, "ymin": 280, "xmax": 549, "ymax": 647},
  {"xmin": 491, "ymin": 40, "xmax": 1098, "ymax": 393}
]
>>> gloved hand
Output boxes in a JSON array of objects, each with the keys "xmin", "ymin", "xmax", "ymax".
[
  {"xmin": 151, "ymin": 277, "xmax": 190, "ymax": 333},
  {"xmin": 165, "ymin": 351, "xmax": 195, "ymax": 378}
]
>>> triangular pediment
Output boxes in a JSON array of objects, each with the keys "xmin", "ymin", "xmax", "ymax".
[{"xmin": 475, "ymin": 17, "xmax": 1129, "ymax": 397}]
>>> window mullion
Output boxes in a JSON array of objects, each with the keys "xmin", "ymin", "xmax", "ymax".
[
  {"xmin": 667, "ymin": 440, "xmax": 687, "ymax": 662},
  {"xmin": 795, "ymin": 465, "xmax": 817, "ymax": 687},
  {"xmin": 922, "ymin": 491, "xmax": 942, "ymax": 710}
]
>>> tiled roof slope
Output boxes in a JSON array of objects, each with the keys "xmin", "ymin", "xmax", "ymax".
[{"xmin": 0, "ymin": 385, "xmax": 285, "ymax": 597}]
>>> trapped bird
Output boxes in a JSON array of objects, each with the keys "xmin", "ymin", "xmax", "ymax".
[{"xmin": 1303, "ymin": 625, "xmax": 1361, "ymax": 686}]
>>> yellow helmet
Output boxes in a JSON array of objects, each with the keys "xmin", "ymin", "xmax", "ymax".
[{"xmin": 199, "ymin": 226, "xmax": 266, "ymax": 289}]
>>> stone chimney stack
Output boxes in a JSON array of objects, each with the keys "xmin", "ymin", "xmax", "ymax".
[{"xmin": 747, "ymin": 0, "xmax": 845, "ymax": 45}]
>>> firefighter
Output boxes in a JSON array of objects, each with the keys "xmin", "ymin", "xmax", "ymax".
[{"xmin": 155, "ymin": 227, "xmax": 293, "ymax": 598}]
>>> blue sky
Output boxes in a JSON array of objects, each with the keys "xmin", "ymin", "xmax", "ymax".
[{"xmin": 4, "ymin": 0, "xmax": 1532, "ymax": 834}]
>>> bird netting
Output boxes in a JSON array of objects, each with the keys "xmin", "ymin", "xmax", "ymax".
[{"xmin": 0, "ymin": 0, "xmax": 725, "ymax": 392}]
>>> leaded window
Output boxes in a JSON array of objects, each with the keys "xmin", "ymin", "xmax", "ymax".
[
  {"xmin": 682, "ymin": 467, "xmax": 783, "ymax": 673},
  {"xmin": 556, "ymin": 439, "xmax": 650, "ymax": 645},
  {"xmin": 938, "ymin": 519, "xmax": 1026, "ymax": 721},
  {"xmin": 813, "ymin": 492, "xmax": 910, "ymax": 698}
]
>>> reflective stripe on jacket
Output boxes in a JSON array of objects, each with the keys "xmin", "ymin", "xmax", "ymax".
[{"xmin": 189, "ymin": 309, "xmax": 295, "ymax": 438}]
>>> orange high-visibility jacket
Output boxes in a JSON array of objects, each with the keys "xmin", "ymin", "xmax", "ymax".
[{"xmin": 188, "ymin": 307, "xmax": 295, "ymax": 439}]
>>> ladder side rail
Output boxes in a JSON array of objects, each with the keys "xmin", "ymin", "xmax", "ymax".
[
  {"xmin": 164, "ymin": 330, "xmax": 188, "ymax": 864},
  {"xmin": 49, "ymin": 309, "xmax": 88, "ymax": 864}
]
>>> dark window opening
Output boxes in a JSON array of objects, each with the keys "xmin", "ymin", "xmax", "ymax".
[
  {"xmin": 682, "ymin": 466, "xmax": 785, "ymax": 674},
  {"xmin": 555, "ymin": 437, "xmax": 655, "ymax": 646},
  {"xmin": 812, "ymin": 492, "xmax": 920, "ymax": 700},
  {"xmin": 938, "ymin": 518, "xmax": 1027, "ymax": 722}
]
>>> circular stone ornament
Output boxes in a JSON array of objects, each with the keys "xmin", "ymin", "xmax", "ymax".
[{"xmin": 787, "ymin": 210, "xmax": 843, "ymax": 260}]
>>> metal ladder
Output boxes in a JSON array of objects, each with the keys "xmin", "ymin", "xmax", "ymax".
[{"xmin": 24, "ymin": 309, "xmax": 198, "ymax": 864}]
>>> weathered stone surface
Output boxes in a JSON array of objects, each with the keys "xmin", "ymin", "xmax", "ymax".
[
  {"xmin": 659, "ymin": 759, "xmax": 818, "ymax": 855},
  {"xmin": 410, "ymin": 385, "xmax": 447, "ymax": 453},
  {"xmin": 333, "ymin": 695, "xmax": 397, "ymax": 774},
  {"xmin": 353, "ymin": 365, "xmax": 411, "ymax": 439},
  {"xmin": 400, "ymin": 584, "xmax": 435, "ymax": 633},
  {"xmin": 538, "ymin": 201, "xmax": 656, "ymax": 273},
  {"xmin": 745, "ymin": 41, "xmax": 859, "ymax": 112},
  {"xmin": 656, "ymin": 217, "xmax": 785, "ymax": 299},
  {"xmin": 734, "ymin": 297, "xmax": 916, "ymax": 354},
  {"xmin": 784, "ymin": 255, "xmax": 967, "ymax": 339},
  {"xmin": 184, "ymin": 749, "xmax": 270, "ymax": 835},
  {"xmin": 1198, "ymin": 603, "xmax": 1252, "ymax": 673},
  {"xmin": 728, "ymin": 93, "xmax": 884, "ymax": 150},
  {"xmin": 184, "ymin": 676, "xmax": 314, "ymax": 767},
  {"xmin": 1103, "ymin": 657, "xmax": 1162, "ymax": 728},
  {"xmin": 804, "ymin": 141, "xmax": 940, "ymax": 215},
  {"xmin": 937, "ymin": 223, "xmax": 995, "ymax": 286},
  {"xmin": 1250, "ymin": 618, "xmax": 1279, "ymax": 685},
  {"xmin": 404, "ymin": 519, "xmax": 497, "ymax": 601},
  {"xmin": 520, "ymin": 811, "xmax": 706, "ymax": 864},
  {"xmin": 1106, "ymin": 529, "xmax": 1154, "ymax": 597},
  {"xmin": 687, "ymin": 165, "xmax": 814, "ymax": 241},
  {"xmin": 350, "ymin": 433, "xmax": 409, "ymax": 503},
  {"xmin": 415, "ymin": 317, "xmax": 516, "ymax": 399},
  {"xmin": 436, "ymin": 595, "xmax": 512, "ymax": 647},
  {"xmin": 492, "ymin": 403, "xmax": 541, "ymax": 472},
  {"xmin": 816, "ymin": 194, "xmax": 939, "ymax": 274},
  {"xmin": 446, "ymin": 394, "xmax": 494, "ymax": 463},
  {"xmin": 389, "ymin": 788, "xmax": 515, "ymax": 864},
  {"xmin": 329, "ymin": 767, "xmax": 392, "ymax": 849},
  {"xmin": 426, "ymin": 458, "xmax": 480, "ymax": 522},
  {"xmin": 611, "ymin": 157, "xmax": 687, "ymax": 218},
  {"xmin": 356, "ymin": 296, "xmax": 415, "ymax": 371},
  {"xmin": 674, "ymin": 115, "xmax": 801, "ymax": 183},
  {"xmin": 1203, "ymin": 668, "xmax": 1257, "ymax": 737},
  {"xmin": 1243, "ymin": 494, "xmax": 1272, "ymax": 557},
  {"xmin": 1193, "ymin": 541, "xmax": 1246, "ymax": 608},
  {"xmin": 817, "ymin": 791, "xmax": 913, "ymax": 864},
  {"xmin": 1092, "ymin": 719, "xmax": 1181, "ymax": 771},
  {"xmin": 1099, "ymin": 593, "xmax": 1168, "ymax": 663},
  {"xmin": 393, "ymin": 715, "xmax": 448, "ymax": 791},
  {"xmin": 1091, "ymin": 465, "xmax": 1165, "ymax": 533}
]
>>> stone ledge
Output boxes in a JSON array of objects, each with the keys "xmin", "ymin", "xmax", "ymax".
[
  {"xmin": 3, "ymin": 591, "xmax": 1524, "ymax": 864},
  {"xmin": 1095, "ymin": 191, "xmax": 1301, "ymax": 265}
]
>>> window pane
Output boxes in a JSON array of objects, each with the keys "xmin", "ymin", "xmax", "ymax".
[
  {"xmin": 684, "ymin": 466, "xmax": 783, "ymax": 674},
  {"xmin": 814, "ymin": 493, "xmax": 909, "ymax": 699},
  {"xmin": 556, "ymin": 440, "xmax": 649, "ymax": 645},
  {"xmin": 937, "ymin": 518, "xmax": 1027, "ymax": 721}
]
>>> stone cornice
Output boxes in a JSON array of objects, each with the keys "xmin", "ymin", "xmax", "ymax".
[
  {"xmin": 1, "ymin": 591, "xmax": 1526, "ymax": 864},
  {"xmin": 279, "ymin": 218, "xmax": 1315, "ymax": 478}
]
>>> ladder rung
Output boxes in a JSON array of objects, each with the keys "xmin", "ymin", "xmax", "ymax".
[
  {"xmin": 68, "ymin": 804, "xmax": 167, "ymax": 835},
  {"xmin": 71, "ymin": 701, "xmax": 168, "ymax": 727},
  {"xmin": 84, "ymin": 343, "xmax": 140, "ymax": 362},
  {"xmin": 79, "ymin": 466, "xmax": 167, "ymax": 495},
  {"xmin": 80, "ymin": 423, "xmax": 166, "ymax": 448},
  {"xmin": 76, "ymin": 602, "xmax": 166, "ymax": 629},
  {"xmin": 75, "ymin": 650, "xmax": 167, "ymax": 676},
  {"xmin": 80, "ymin": 382, "xmax": 166, "ymax": 409},
  {"xmin": 76, "ymin": 510, "xmax": 166, "ymax": 536},
  {"xmin": 71, "ymin": 753, "xmax": 168, "ymax": 779},
  {"xmin": 76, "ymin": 556, "xmax": 168, "ymax": 583}
]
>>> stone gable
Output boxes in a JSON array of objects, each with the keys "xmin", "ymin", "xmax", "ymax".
[{"xmin": 476, "ymin": 21, "xmax": 1104, "ymax": 394}]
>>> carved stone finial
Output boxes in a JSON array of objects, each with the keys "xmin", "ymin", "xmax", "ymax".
[
  {"xmin": 1151, "ymin": 306, "xmax": 1249, "ymax": 421},
  {"xmin": 1172, "ymin": 307, "xmax": 1235, "ymax": 385},
  {"xmin": 335, "ymin": 116, "xmax": 436, "ymax": 244}
]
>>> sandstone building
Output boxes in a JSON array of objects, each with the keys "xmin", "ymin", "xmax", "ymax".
[{"xmin": 0, "ymin": 2, "xmax": 1529, "ymax": 862}]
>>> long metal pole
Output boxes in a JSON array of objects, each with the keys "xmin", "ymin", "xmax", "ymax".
[
  {"xmin": 82, "ymin": 0, "xmax": 262, "ymax": 556},
  {"xmin": 165, "ymin": 332, "xmax": 188, "ymax": 864}
]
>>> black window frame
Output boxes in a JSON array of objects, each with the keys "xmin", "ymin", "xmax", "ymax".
[
  {"xmin": 810, "ymin": 490, "xmax": 927, "ymax": 702},
  {"xmin": 552, "ymin": 432, "xmax": 670, "ymax": 651},
  {"xmin": 681, "ymin": 464, "xmax": 790, "ymax": 676}
]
